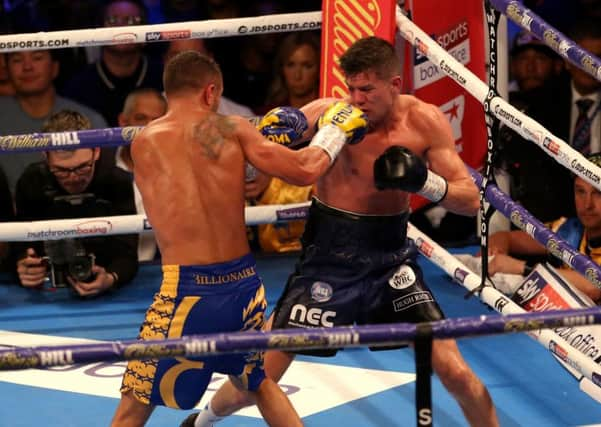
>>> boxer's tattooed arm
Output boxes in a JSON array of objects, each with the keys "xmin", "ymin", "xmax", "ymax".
[{"xmin": 193, "ymin": 115, "xmax": 236, "ymax": 160}]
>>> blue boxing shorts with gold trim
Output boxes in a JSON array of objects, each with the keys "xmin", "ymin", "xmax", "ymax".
[{"xmin": 120, "ymin": 253, "xmax": 267, "ymax": 409}]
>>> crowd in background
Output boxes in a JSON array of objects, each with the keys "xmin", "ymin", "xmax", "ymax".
[{"xmin": 0, "ymin": 0, "xmax": 599, "ymax": 299}]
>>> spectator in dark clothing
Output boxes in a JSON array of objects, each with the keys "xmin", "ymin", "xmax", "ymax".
[
  {"xmin": 14, "ymin": 110, "xmax": 138, "ymax": 297},
  {"xmin": 508, "ymin": 30, "xmax": 564, "ymax": 93},
  {"xmin": 60, "ymin": 0, "xmax": 163, "ymax": 126},
  {"xmin": 498, "ymin": 18, "xmax": 601, "ymax": 223}
]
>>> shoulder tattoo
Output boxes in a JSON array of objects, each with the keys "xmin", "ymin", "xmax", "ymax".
[{"xmin": 192, "ymin": 114, "xmax": 236, "ymax": 160}]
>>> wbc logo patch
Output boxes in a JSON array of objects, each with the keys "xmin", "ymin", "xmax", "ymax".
[{"xmin": 389, "ymin": 265, "xmax": 416, "ymax": 290}]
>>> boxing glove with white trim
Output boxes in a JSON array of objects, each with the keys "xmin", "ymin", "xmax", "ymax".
[{"xmin": 374, "ymin": 146, "xmax": 448, "ymax": 202}]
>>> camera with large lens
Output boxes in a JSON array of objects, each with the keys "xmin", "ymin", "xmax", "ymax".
[{"xmin": 43, "ymin": 239, "xmax": 96, "ymax": 288}]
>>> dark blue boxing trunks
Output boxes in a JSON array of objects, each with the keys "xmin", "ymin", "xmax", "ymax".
[
  {"xmin": 120, "ymin": 254, "xmax": 267, "ymax": 409},
  {"xmin": 272, "ymin": 198, "xmax": 444, "ymax": 356}
]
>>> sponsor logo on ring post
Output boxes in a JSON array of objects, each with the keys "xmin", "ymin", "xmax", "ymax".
[{"xmin": 323, "ymin": 0, "xmax": 382, "ymax": 98}]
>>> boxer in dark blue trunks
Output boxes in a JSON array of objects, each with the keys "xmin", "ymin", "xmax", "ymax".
[
  {"xmin": 193, "ymin": 37, "xmax": 498, "ymax": 427},
  {"xmin": 272, "ymin": 198, "xmax": 443, "ymax": 356}
]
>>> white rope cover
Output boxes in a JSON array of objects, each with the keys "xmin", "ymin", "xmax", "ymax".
[
  {"xmin": 0, "ymin": 202, "xmax": 311, "ymax": 241},
  {"xmin": 0, "ymin": 12, "xmax": 321, "ymax": 53}
]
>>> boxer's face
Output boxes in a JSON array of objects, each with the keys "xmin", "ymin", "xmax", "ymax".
[
  {"xmin": 345, "ymin": 69, "xmax": 400, "ymax": 128},
  {"xmin": 574, "ymin": 177, "xmax": 601, "ymax": 236}
]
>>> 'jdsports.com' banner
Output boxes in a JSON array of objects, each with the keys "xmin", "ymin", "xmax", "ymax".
[
  {"xmin": 406, "ymin": 0, "xmax": 487, "ymax": 210},
  {"xmin": 320, "ymin": 0, "xmax": 396, "ymax": 98}
]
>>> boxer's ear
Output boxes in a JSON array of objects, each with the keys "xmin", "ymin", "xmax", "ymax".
[{"xmin": 204, "ymin": 83, "xmax": 220, "ymax": 111}]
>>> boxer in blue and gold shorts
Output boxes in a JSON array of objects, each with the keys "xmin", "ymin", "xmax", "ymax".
[
  {"xmin": 120, "ymin": 255, "xmax": 267, "ymax": 409},
  {"xmin": 111, "ymin": 49, "xmax": 367, "ymax": 427}
]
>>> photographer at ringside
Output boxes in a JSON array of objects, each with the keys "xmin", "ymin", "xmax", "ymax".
[{"xmin": 13, "ymin": 110, "xmax": 138, "ymax": 296}]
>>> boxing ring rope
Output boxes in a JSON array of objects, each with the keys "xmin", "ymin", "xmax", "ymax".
[
  {"xmin": 406, "ymin": 222, "xmax": 601, "ymax": 402},
  {"xmin": 5, "ymin": 168, "xmax": 601, "ymax": 290},
  {"xmin": 1, "ymin": 3, "xmax": 600, "ymax": 422},
  {"xmin": 468, "ymin": 168, "xmax": 601, "ymax": 288},
  {"xmin": 394, "ymin": 4, "xmax": 601, "ymax": 398},
  {"xmin": 0, "ymin": 306, "xmax": 599, "ymax": 371},
  {"xmin": 0, "ymin": 202, "xmax": 312, "ymax": 241},
  {"xmin": 395, "ymin": 7, "xmax": 601, "ymax": 191},
  {"xmin": 3, "ymin": 197, "xmax": 601, "ymax": 393},
  {"xmin": 6, "ymin": 6, "xmax": 597, "ymax": 192},
  {"xmin": 4, "ymin": 3, "xmax": 599, "ymax": 190},
  {"xmin": 0, "ymin": 127, "xmax": 141, "ymax": 153},
  {"xmin": 0, "ymin": 12, "xmax": 321, "ymax": 53},
  {"xmin": 491, "ymin": 0, "xmax": 601, "ymax": 81}
]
